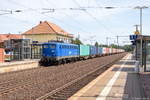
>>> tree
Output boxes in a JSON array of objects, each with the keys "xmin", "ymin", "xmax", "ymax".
[
  {"xmin": 94, "ymin": 41, "xmax": 99, "ymax": 47},
  {"xmin": 71, "ymin": 38, "xmax": 83, "ymax": 45},
  {"xmin": 122, "ymin": 45, "xmax": 133, "ymax": 52},
  {"xmin": 110, "ymin": 44, "xmax": 118, "ymax": 48},
  {"xmin": 99, "ymin": 44, "xmax": 108, "ymax": 47}
]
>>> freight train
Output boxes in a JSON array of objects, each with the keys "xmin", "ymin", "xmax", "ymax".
[{"xmin": 39, "ymin": 42, "xmax": 124, "ymax": 66}]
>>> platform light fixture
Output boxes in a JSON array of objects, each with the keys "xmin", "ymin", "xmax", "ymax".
[{"xmin": 134, "ymin": 6, "xmax": 148, "ymax": 35}]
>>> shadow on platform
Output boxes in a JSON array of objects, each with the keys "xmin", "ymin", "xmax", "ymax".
[
  {"xmin": 112, "ymin": 67, "xmax": 134, "ymax": 72},
  {"xmin": 122, "ymin": 73, "xmax": 146, "ymax": 100},
  {"xmin": 140, "ymin": 73, "xmax": 150, "ymax": 98},
  {"xmin": 76, "ymin": 95, "xmax": 126, "ymax": 99},
  {"xmin": 111, "ymin": 66, "xmax": 146, "ymax": 99},
  {"xmin": 115, "ymin": 61, "xmax": 135, "ymax": 66}
]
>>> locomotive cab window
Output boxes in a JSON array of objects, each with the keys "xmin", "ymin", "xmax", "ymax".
[
  {"xmin": 50, "ymin": 44, "xmax": 56, "ymax": 49},
  {"xmin": 43, "ymin": 45, "xmax": 49, "ymax": 48}
]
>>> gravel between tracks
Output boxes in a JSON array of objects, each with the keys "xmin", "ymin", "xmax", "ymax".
[{"xmin": 0, "ymin": 53, "xmax": 126, "ymax": 100}]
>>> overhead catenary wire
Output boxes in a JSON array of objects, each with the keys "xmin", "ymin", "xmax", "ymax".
[
  {"xmin": 7, "ymin": 0, "xmax": 90, "ymax": 38},
  {"xmin": 0, "ymin": 9, "xmax": 22, "ymax": 15},
  {"xmin": 38, "ymin": 0, "xmax": 101, "ymax": 41},
  {"xmin": 43, "ymin": 9, "xmax": 91, "ymax": 34},
  {"xmin": 1, "ymin": 4, "xmax": 150, "ymax": 15},
  {"xmin": 1, "ymin": 0, "xmax": 150, "ymax": 14},
  {"xmin": 72, "ymin": 0, "xmax": 114, "ymax": 35},
  {"xmin": 1, "ymin": 0, "xmax": 150, "ymax": 44},
  {"xmin": 43, "ymin": 0, "xmax": 93, "ymax": 35}
]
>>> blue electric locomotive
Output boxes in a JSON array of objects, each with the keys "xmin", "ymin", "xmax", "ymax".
[{"xmin": 39, "ymin": 42, "xmax": 79, "ymax": 66}]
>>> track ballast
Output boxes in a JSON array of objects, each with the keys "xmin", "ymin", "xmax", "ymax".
[{"xmin": 0, "ymin": 53, "xmax": 126, "ymax": 100}]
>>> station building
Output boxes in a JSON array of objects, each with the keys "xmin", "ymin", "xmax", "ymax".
[
  {"xmin": 0, "ymin": 21, "xmax": 74, "ymax": 61},
  {"xmin": 0, "ymin": 34, "xmax": 22, "ymax": 48},
  {"xmin": 134, "ymin": 35, "xmax": 150, "ymax": 72},
  {"xmin": 23, "ymin": 21, "xmax": 73, "ymax": 43},
  {"xmin": 0, "ymin": 34, "xmax": 23, "ymax": 62},
  {"xmin": 22, "ymin": 21, "xmax": 74, "ymax": 59}
]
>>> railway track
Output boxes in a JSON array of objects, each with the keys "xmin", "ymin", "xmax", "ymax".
[
  {"xmin": 37, "ymin": 55, "xmax": 125, "ymax": 100},
  {"xmin": 0, "ymin": 57, "xmax": 104, "ymax": 94},
  {"xmin": 0, "ymin": 53, "xmax": 126, "ymax": 100}
]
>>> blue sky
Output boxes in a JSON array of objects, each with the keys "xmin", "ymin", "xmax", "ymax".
[{"xmin": 0, "ymin": 0, "xmax": 150, "ymax": 45}]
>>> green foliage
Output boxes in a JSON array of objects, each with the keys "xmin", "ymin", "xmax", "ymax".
[
  {"xmin": 94, "ymin": 41, "xmax": 99, "ymax": 47},
  {"xmin": 110, "ymin": 44, "xmax": 133, "ymax": 52},
  {"xmin": 122, "ymin": 45, "xmax": 133, "ymax": 52},
  {"xmin": 99, "ymin": 44, "xmax": 108, "ymax": 47},
  {"xmin": 71, "ymin": 38, "xmax": 83, "ymax": 45},
  {"xmin": 109, "ymin": 44, "xmax": 118, "ymax": 48}
]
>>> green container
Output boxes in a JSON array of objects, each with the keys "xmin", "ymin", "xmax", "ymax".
[{"xmin": 79, "ymin": 45, "xmax": 90, "ymax": 56}]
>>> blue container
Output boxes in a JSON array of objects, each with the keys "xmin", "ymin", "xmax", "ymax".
[
  {"xmin": 42, "ymin": 42, "xmax": 79, "ymax": 59},
  {"xmin": 90, "ymin": 46, "xmax": 97, "ymax": 56},
  {"xmin": 98, "ymin": 47, "xmax": 102, "ymax": 54}
]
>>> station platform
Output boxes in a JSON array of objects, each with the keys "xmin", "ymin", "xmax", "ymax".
[
  {"xmin": 0, "ymin": 59, "xmax": 39, "ymax": 73},
  {"xmin": 69, "ymin": 54, "xmax": 146, "ymax": 100}
]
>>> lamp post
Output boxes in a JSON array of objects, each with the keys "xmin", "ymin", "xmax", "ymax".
[
  {"xmin": 134, "ymin": 6, "xmax": 148, "ymax": 35},
  {"xmin": 106, "ymin": 37, "xmax": 109, "ymax": 46},
  {"xmin": 134, "ymin": 25, "xmax": 140, "ymax": 35},
  {"xmin": 106, "ymin": 37, "xmax": 113, "ymax": 47},
  {"xmin": 134, "ymin": 6, "xmax": 148, "ymax": 68}
]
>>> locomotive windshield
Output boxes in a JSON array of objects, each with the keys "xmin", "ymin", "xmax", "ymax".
[
  {"xmin": 43, "ymin": 44, "xmax": 56, "ymax": 49},
  {"xmin": 43, "ymin": 45, "xmax": 49, "ymax": 48},
  {"xmin": 50, "ymin": 44, "xmax": 56, "ymax": 49}
]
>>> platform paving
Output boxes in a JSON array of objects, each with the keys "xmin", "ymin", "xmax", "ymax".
[
  {"xmin": 140, "ymin": 72, "xmax": 150, "ymax": 98},
  {"xmin": 68, "ymin": 54, "xmax": 146, "ymax": 100}
]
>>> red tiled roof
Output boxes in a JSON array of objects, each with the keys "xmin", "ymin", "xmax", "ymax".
[
  {"xmin": 0, "ymin": 34, "xmax": 22, "ymax": 43},
  {"xmin": 23, "ymin": 21, "xmax": 73, "ymax": 37}
]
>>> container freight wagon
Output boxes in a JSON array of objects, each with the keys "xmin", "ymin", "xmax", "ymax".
[
  {"xmin": 89, "ymin": 46, "xmax": 97, "ymax": 58},
  {"xmin": 97, "ymin": 47, "xmax": 102, "ymax": 56},
  {"xmin": 106, "ymin": 48, "xmax": 110, "ymax": 55},
  {"xmin": 102, "ymin": 47, "xmax": 106, "ymax": 55},
  {"xmin": 109, "ymin": 48, "xmax": 113, "ymax": 54},
  {"xmin": 115, "ymin": 48, "xmax": 118, "ymax": 54},
  {"xmin": 79, "ymin": 45, "xmax": 90, "ymax": 59},
  {"xmin": 112, "ymin": 48, "xmax": 115, "ymax": 54},
  {"xmin": 118, "ymin": 49, "xmax": 124, "ymax": 53}
]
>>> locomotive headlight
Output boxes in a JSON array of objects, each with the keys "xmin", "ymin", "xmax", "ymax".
[
  {"xmin": 51, "ymin": 50, "xmax": 55, "ymax": 52},
  {"xmin": 69, "ymin": 51, "xmax": 71, "ymax": 54}
]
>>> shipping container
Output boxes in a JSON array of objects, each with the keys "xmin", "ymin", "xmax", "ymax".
[
  {"xmin": 96, "ymin": 47, "xmax": 98, "ymax": 55},
  {"xmin": 109, "ymin": 48, "xmax": 113, "ymax": 54},
  {"xmin": 0, "ymin": 48, "xmax": 4, "ymax": 63},
  {"xmin": 114, "ymin": 48, "xmax": 117, "ymax": 53},
  {"xmin": 106, "ymin": 48, "xmax": 110, "ymax": 54},
  {"xmin": 90, "ymin": 46, "xmax": 97, "ymax": 56},
  {"xmin": 112, "ymin": 48, "xmax": 114, "ymax": 53},
  {"xmin": 98, "ymin": 47, "xmax": 102, "ymax": 55},
  {"xmin": 79, "ymin": 45, "xmax": 90, "ymax": 56},
  {"xmin": 102, "ymin": 47, "xmax": 106, "ymax": 54}
]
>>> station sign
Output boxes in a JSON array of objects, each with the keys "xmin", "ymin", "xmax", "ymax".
[{"xmin": 130, "ymin": 35, "xmax": 138, "ymax": 40}]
